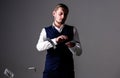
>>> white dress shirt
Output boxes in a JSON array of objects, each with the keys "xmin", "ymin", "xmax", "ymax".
[{"xmin": 36, "ymin": 24, "xmax": 82, "ymax": 56}]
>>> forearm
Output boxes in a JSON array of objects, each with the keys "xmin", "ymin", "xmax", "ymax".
[
  {"xmin": 68, "ymin": 27, "xmax": 82, "ymax": 56},
  {"xmin": 36, "ymin": 38, "xmax": 57, "ymax": 52},
  {"xmin": 68, "ymin": 42, "xmax": 82, "ymax": 56}
]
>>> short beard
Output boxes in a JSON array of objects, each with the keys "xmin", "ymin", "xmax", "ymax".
[{"xmin": 57, "ymin": 19, "xmax": 66, "ymax": 25}]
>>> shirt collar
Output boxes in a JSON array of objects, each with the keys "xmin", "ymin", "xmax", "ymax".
[{"xmin": 52, "ymin": 23, "xmax": 64, "ymax": 33}]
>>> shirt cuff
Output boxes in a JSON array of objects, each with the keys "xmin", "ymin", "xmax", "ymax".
[
  {"xmin": 68, "ymin": 42, "xmax": 82, "ymax": 56},
  {"xmin": 47, "ymin": 38, "xmax": 56, "ymax": 49},
  {"xmin": 51, "ymin": 38, "xmax": 57, "ymax": 45}
]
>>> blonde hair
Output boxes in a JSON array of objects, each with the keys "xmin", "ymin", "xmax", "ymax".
[{"xmin": 54, "ymin": 3, "xmax": 69, "ymax": 14}]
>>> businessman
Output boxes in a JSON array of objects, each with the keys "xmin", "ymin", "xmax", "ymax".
[{"xmin": 36, "ymin": 3, "xmax": 82, "ymax": 78}]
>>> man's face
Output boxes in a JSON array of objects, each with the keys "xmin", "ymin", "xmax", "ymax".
[{"xmin": 53, "ymin": 7, "xmax": 68, "ymax": 25}]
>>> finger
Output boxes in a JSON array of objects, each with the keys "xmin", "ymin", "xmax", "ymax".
[
  {"xmin": 62, "ymin": 35, "xmax": 67, "ymax": 39},
  {"xmin": 63, "ymin": 35, "xmax": 68, "ymax": 40}
]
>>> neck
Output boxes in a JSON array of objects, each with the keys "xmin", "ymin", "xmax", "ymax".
[{"xmin": 54, "ymin": 21, "xmax": 64, "ymax": 28}]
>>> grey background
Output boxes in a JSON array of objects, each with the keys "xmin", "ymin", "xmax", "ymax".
[{"xmin": 0, "ymin": 0, "xmax": 120, "ymax": 78}]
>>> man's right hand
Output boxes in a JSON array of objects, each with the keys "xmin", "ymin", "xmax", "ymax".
[{"xmin": 56, "ymin": 35, "xmax": 68, "ymax": 43}]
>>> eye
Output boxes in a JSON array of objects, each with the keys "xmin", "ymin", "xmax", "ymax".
[{"xmin": 59, "ymin": 13, "xmax": 63, "ymax": 16}]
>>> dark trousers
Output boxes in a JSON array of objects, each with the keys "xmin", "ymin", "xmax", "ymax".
[{"xmin": 43, "ymin": 70, "xmax": 75, "ymax": 78}]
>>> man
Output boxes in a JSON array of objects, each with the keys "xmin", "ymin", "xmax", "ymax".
[{"xmin": 36, "ymin": 3, "xmax": 82, "ymax": 78}]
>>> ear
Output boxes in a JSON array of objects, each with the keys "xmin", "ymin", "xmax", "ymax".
[{"xmin": 52, "ymin": 11, "xmax": 56, "ymax": 16}]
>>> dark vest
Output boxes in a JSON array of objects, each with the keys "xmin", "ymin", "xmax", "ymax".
[{"xmin": 44, "ymin": 25, "xmax": 74, "ymax": 73}]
